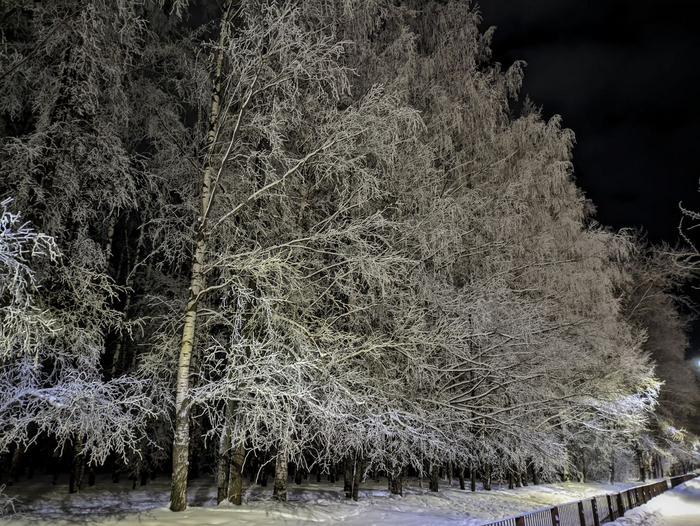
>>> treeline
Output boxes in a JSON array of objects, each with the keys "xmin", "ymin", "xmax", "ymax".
[{"xmin": 0, "ymin": 0, "xmax": 698, "ymax": 511}]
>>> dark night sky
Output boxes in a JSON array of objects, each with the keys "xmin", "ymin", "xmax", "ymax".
[{"xmin": 478, "ymin": 0, "xmax": 700, "ymax": 358}]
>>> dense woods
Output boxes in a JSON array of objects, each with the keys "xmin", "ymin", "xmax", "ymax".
[{"xmin": 1, "ymin": 0, "xmax": 698, "ymax": 513}]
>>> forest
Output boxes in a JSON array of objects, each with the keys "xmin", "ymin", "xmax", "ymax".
[{"xmin": 1, "ymin": 0, "xmax": 699, "ymax": 517}]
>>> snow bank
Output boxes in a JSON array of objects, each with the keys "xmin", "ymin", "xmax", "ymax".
[
  {"xmin": 0, "ymin": 475, "xmax": 658, "ymax": 526},
  {"xmin": 606, "ymin": 477, "xmax": 700, "ymax": 526}
]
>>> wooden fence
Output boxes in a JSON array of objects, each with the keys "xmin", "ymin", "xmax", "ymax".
[{"xmin": 482, "ymin": 472, "xmax": 698, "ymax": 526}]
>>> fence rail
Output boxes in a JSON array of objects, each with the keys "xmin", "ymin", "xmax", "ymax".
[{"xmin": 483, "ymin": 472, "xmax": 698, "ymax": 526}]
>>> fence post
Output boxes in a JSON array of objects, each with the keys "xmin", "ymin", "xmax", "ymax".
[
  {"xmin": 516, "ymin": 516, "xmax": 525, "ymax": 526},
  {"xmin": 591, "ymin": 497, "xmax": 600, "ymax": 526},
  {"xmin": 617, "ymin": 492, "xmax": 625, "ymax": 516},
  {"xmin": 551, "ymin": 505, "xmax": 561, "ymax": 526},
  {"xmin": 606, "ymin": 494, "xmax": 614, "ymax": 520},
  {"xmin": 577, "ymin": 501, "xmax": 586, "ymax": 526}
]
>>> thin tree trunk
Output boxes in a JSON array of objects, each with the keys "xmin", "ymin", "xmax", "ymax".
[
  {"xmin": 169, "ymin": 0, "xmax": 232, "ymax": 512},
  {"xmin": 259, "ymin": 452, "xmax": 268, "ymax": 487},
  {"xmin": 7, "ymin": 445, "xmax": 22, "ymax": 486},
  {"xmin": 429, "ymin": 463, "xmax": 439, "ymax": 492},
  {"xmin": 458, "ymin": 467, "xmax": 465, "ymax": 490},
  {"xmin": 561, "ymin": 462, "xmax": 571, "ymax": 482},
  {"xmin": 388, "ymin": 467, "xmax": 403, "ymax": 496},
  {"xmin": 532, "ymin": 465, "xmax": 539, "ymax": 486},
  {"xmin": 352, "ymin": 457, "xmax": 362, "ymax": 501},
  {"xmin": 609, "ymin": 455, "xmax": 616, "ymax": 484},
  {"xmin": 228, "ymin": 439, "xmax": 245, "ymax": 505},
  {"xmin": 344, "ymin": 458, "xmax": 353, "ymax": 498},
  {"xmin": 216, "ymin": 412, "xmax": 232, "ymax": 504},
  {"xmin": 636, "ymin": 447, "xmax": 646, "ymax": 482},
  {"xmin": 104, "ymin": 215, "xmax": 118, "ymax": 263},
  {"xmin": 273, "ymin": 449, "xmax": 288, "ymax": 501},
  {"xmin": 27, "ymin": 454, "xmax": 34, "ymax": 480},
  {"xmin": 69, "ymin": 435, "xmax": 85, "ymax": 494},
  {"xmin": 643, "ymin": 452, "xmax": 651, "ymax": 480},
  {"xmin": 0, "ymin": 451, "xmax": 8, "ymax": 480},
  {"xmin": 482, "ymin": 465, "xmax": 491, "ymax": 491},
  {"xmin": 470, "ymin": 465, "xmax": 476, "ymax": 492},
  {"xmin": 329, "ymin": 460, "xmax": 336, "ymax": 484}
]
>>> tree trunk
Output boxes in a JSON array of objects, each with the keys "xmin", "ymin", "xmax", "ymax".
[
  {"xmin": 609, "ymin": 456, "xmax": 616, "ymax": 484},
  {"xmin": 561, "ymin": 463, "xmax": 571, "ymax": 482},
  {"xmin": 482, "ymin": 465, "xmax": 491, "ymax": 491},
  {"xmin": 470, "ymin": 465, "xmax": 476, "ymax": 492},
  {"xmin": 344, "ymin": 458, "xmax": 353, "ymax": 498},
  {"xmin": 7, "ymin": 445, "xmax": 22, "ymax": 486},
  {"xmin": 69, "ymin": 435, "xmax": 85, "ymax": 494},
  {"xmin": 329, "ymin": 460, "xmax": 336, "ymax": 484},
  {"xmin": 352, "ymin": 457, "xmax": 362, "ymax": 501},
  {"xmin": 228, "ymin": 439, "xmax": 245, "ymax": 505},
  {"xmin": 0, "ymin": 451, "xmax": 7, "ymax": 480},
  {"xmin": 216, "ymin": 420, "xmax": 231, "ymax": 504},
  {"xmin": 508, "ymin": 471, "xmax": 514, "ymax": 489},
  {"xmin": 429, "ymin": 463, "xmax": 439, "ymax": 492},
  {"xmin": 259, "ymin": 452, "xmax": 268, "ymax": 487},
  {"xmin": 388, "ymin": 468, "xmax": 403, "ymax": 496},
  {"xmin": 273, "ymin": 449, "xmax": 288, "ymax": 501},
  {"xmin": 169, "ymin": 1, "xmax": 232, "ymax": 512},
  {"xmin": 532, "ymin": 465, "xmax": 539, "ymax": 486},
  {"xmin": 458, "ymin": 467, "xmax": 465, "ymax": 490},
  {"xmin": 636, "ymin": 447, "xmax": 646, "ymax": 482},
  {"xmin": 654, "ymin": 455, "xmax": 661, "ymax": 478}
]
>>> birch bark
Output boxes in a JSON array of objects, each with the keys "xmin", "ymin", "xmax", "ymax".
[{"xmin": 169, "ymin": 0, "xmax": 232, "ymax": 511}]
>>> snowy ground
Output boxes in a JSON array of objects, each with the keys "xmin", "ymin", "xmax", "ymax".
[
  {"xmin": 607, "ymin": 476, "xmax": 700, "ymax": 526},
  {"xmin": 0, "ymin": 474, "xmax": 660, "ymax": 526}
]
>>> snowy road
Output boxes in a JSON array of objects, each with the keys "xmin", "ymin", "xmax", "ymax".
[{"xmin": 607, "ymin": 477, "xmax": 700, "ymax": 526}]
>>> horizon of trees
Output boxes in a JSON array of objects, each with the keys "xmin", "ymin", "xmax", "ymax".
[{"xmin": 1, "ymin": 0, "xmax": 698, "ymax": 512}]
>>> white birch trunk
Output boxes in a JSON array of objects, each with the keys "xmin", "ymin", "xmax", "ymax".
[{"xmin": 169, "ymin": 0, "xmax": 231, "ymax": 512}]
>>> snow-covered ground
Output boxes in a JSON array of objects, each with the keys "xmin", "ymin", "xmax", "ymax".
[
  {"xmin": 0, "ymin": 473, "xmax": 653, "ymax": 525},
  {"xmin": 607, "ymin": 476, "xmax": 700, "ymax": 526}
]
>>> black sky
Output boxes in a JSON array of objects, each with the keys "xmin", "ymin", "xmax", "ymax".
[{"xmin": 477, "ymin": 0, "xmax": 700, "ymax": 358}]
